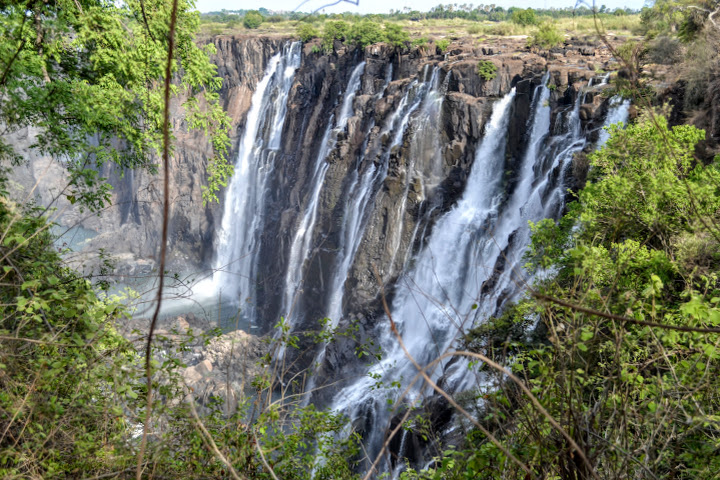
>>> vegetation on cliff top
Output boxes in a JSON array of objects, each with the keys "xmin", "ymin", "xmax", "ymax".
[
  {"xmin": 199, "ymin": 4, "xmax": 641, "ymax": 42},
  {"xmin": 2, "ymin": 0, "xmax": 720, "ymax": 478}
]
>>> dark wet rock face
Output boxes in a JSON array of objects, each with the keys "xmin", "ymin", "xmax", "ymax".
[{"xmin": 7, "ymin": 35, "xmax": 622, "ymax": 381}]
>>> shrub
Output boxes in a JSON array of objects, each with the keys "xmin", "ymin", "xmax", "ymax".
[
  {"xmin": 511, "ymin": 8, "xmax": 538, "ymax": 26},
  {"xmin": 297, "ymin": 23, "xmax": 319, "ymax": 42},
  {"xmin": 527, "ymin": 22, "xmax": 564, "ymax": 49},
  {"xmin": 243, "ymin": 10, "xmax": 263, "ymax": 29},
  {"xmin": 485, "ymin": 22, "xmax": 521, "ymax": 36},
  {"xmin": 647, "ymin": 35, "xmax": 681, "ymax": 65},
  {"xmin": 412, "ymin": 37, "xmax": 429, "ymax": 47},
  {"xmin": 266, "ymin": 14, "xmax": 284, "ymax": 23},
  {"xmin": 385, "ymin": 23, "xmax": 410, "ymax": 49},
  {"xmin": 436, "ymin": 38, "xmax": 451, "ymax": 53},
  {"xmin": 322, "ymin": 20, "xmax": 349, "ymax": 52},
  {"xmin": 467, "ymin": 24, "xmax": 482, "ymax": 35},
  {"xmin": 477, "ymin": 60, "xmax": 498, "ymax": 81},
  {"xmin": 348, "ymin": 20, "xmax": 386, "ymax": 48}
]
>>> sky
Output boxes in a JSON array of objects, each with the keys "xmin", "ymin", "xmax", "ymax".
[{"xmin": 194, "ymin": 0, "xmax": 649, "ymax": 15}]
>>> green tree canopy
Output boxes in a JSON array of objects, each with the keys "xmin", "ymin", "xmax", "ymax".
[
  {"xmin": 0, "ymin": 0, "xmax": 232, "ymax": 209},
  {"xmin": 243, "ymin": 10, "xmax": 263, "ymax": 29}
]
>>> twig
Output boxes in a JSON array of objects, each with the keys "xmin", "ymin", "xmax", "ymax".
[
  {"xmin": 253, "ymin": 432, "xmax": 280, "ymax": 480},
  {"xmin": 534, "ymin": 292, "xmax": 720, "ymax": 334},
  {"xmin": 187, "ymin": 395, "xmax": 245, "ymax": 480},
  {"xmin": 135, "ymin": 0, "xmax": 178, "ymax": 477}
]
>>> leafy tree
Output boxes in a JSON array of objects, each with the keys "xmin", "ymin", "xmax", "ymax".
[
  {"xmin": 527, "ymin": 22, "xmax": 564, "ymax": 49},
  {"xmin": 297, "ymin": 23, "xmax": 320, "ymax": 42},
  {"xmin": 348, "ymin": 20, "xmax": 385, "ymax": 48},
  {"xmin": 243, "ymin": 10, "xmax": 263, "ymax": 29},
  {"xmin": 322, "ymin": 20, "xmax": 350, "ymax": 52},
  {"xmin": 0, "ymin": 0, "xmax": 232, "ymax": 208},
  {"xmin": 510, "ymin": 8, "xmax": 538, "ymax": 26},
  {"xmin": 384, "ymin": 22, "xmax": 410, "ymax": 48}
]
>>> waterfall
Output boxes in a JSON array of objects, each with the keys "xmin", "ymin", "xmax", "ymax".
[
  {"xmin": 299, "ymin": 66, "xmax": 447, "ymax": 404},
  {"xmin": 210, "ymin": 42, "xmax": 301, "ymax": 323},
  {"xmin": 330, "ymin": 88, "xmax": 518, "ymax": 464},
  {"xmin": 279, "ymin": 61, "xmax": 366, "ymax": 358},
  {"xmin": 598, "ymin": 96, "xmax": 631, "ymax": 146},
  {"xmin": 201, "ymin": 41, "xmax": 631, "ymax": 472},
  {"xmin": 330, "ymin": 70, "xmax": 622, "ymax": 469}
]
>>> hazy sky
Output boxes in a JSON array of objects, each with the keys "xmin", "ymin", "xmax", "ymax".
[{"xmin": 194, "ymin": 0, "xmax": 649, "ymax": 14}]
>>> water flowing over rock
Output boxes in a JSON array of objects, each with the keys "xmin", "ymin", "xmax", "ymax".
[
  {"xmin": 201, "ymin": 38, "xmax": 629, "ymax": 474},
  {"xmin": 7, "ymin": 34, "xmax": 634, "ymax": 474},
  {"xmin": 212, "ymin": 41, "xmax": 302, "ymax": 325}
]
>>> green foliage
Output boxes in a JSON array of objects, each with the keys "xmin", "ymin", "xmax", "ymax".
[
  {"xmin": 639, "ymin": 0, "xmax": 715, "ymax": 41},
  {"xmin": 322, "ymin": 20, "xmax": 350, "ymax": 52},
  {"xmin": 527, "ymin": 22, "xmax": 564, "ymax": 49},
  {"xmin": 476, "ymin": 60, "xmax": 498, "ymax": 81},
  {"xmin": 0, "ymin": 0, "xmax": 232, "ymax": 208},
  {"xmin": 297, "ymin": 23, "xmax": 319, "ymax": 42},
  {"xmin": 348, "ymin": 20, "xmax": 386, "ymax": 49},
  {"xmin": 435, "ymin": 38, "xmax": 451, "ymax": 53},
  {"xmin": 0, "ymin": 196, "xmax": 137, "ymax": 477},
  {"xmin": 243, "ymin": 10, "xmax": 263, "ymax": 29},
  {"xmin": 412, "ymin": 37, "xmax": 430, "ymax": 49},
  {"xmin": 384, "ymin": 23, "xmax": 410, "ymax": 48},
  {"xmin": 422, "ymin": 111, "xmax": 720, "ymax": 478},
  {"xmin": 510, "ymin": 8, "xmax": 538, "ymax": 26},
  {"xmin": 315, "ymin": 20, "xmax": 410, "ymax": 52}
]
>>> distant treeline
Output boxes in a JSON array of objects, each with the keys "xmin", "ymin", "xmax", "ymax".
[{"xmin": 200, "ymin": 4, "xmax": 639, "ymax": 25}]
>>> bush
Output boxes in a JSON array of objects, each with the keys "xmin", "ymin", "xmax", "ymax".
[
  {"xmin": 436, "ymin": 38, "xmax": 451, "ymax": 53},
  {"xmin": 297, "ymin": 23, "xmax": 319, "ymax": 42},
  {"xmin": 412, "ymin": 37, "xmax": 429, "ymax": 47},
  {"xmin": 243, "ymin": 10, "xmax": 263, "ymax": 29},
  {"xmin": 348, "ymin": 20, "xmax": 386, "ymax": 48},
  {"xmin": 527, "ymin": 22, "xmax": 564, "ymax": 49},
  {"xmin": 467, "ymin": 24, "xmax": 482, "ymax": 35},
  {"xmin": 477, "ymin": 60, "xmax": 498, "ymax": 81},
  {"xmin": 384, "ymin": 23, "xmax": 410, "ymax": 48},
  {"xmin": 485, "ymin": 22, "xmax": 521, "ymax": 36},
  {"xmin": 266, "ymin": 14, "xmax": 284, "ymax": 23},
  {"xmin": 511, "ymin": 8, "xmax": 538, "ymax": 26},
  {"xmin": 322, "ymin": 20, "xmax": 349, "ymax": 52},
  {"xmin": 647, "ymin": 35, "xmax": 681, "ymax": 64}
]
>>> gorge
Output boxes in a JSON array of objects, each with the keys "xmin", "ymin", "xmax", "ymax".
[{"xmin": 12, "ymin": 33, "xmax": 633, "ymax": 474}]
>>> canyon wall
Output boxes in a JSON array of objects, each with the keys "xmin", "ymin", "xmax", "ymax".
[{"xmin": 8, "ymin": 34, "xmax": 621, "ymax": 365}]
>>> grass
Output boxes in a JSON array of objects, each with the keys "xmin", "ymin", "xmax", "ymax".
[{"xmin": 198, "ymin": 14, "xmax": 641, "ymax": 44}]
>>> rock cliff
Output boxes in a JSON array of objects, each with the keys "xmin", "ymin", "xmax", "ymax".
[{"xmin": 8, "ymin": 34, "xmax": 623, "ymax": 370}]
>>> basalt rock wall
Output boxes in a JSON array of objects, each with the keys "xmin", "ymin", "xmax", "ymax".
[
  {"xmin": 255, "ymin": 39, "xmax": 613, "ymax": 336},
  {"xmin": 8, "ymin": 35, "xmax": 619, "ymax": 335}
]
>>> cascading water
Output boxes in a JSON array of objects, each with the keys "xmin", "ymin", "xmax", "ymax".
[
  {"xmin": 330, "ymin": 87, "xmax": 518, "ymax": 466},
  {"xmin": 329, "ymin": 72, "xmax": 631, "ymax": 475},
  {"xmin": 279, "ymin": 61, "xmax": 366, "ymax": 358},
  {"xmin": 200, "ymin": 39, "xmax": 631, "ymax": 476},
  {"xmin": 210, "ymin": 42, "xmax": 301, "ymax": 325},
  {"xmin": 304, "ymin": 66, "xmax": 449, "ymax": 398},
  {"xmin": 598, "ymin": 96, "xmax": 631, "ymax": 146}
]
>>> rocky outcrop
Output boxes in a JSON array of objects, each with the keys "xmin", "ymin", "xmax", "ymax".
[
  {"xmin": 119, "ymin": 312, "xmax": 265, "ymax": 414},
  {"xmin": 249, "ymin": 37, "xmax": 621, "ymax": 358}
]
